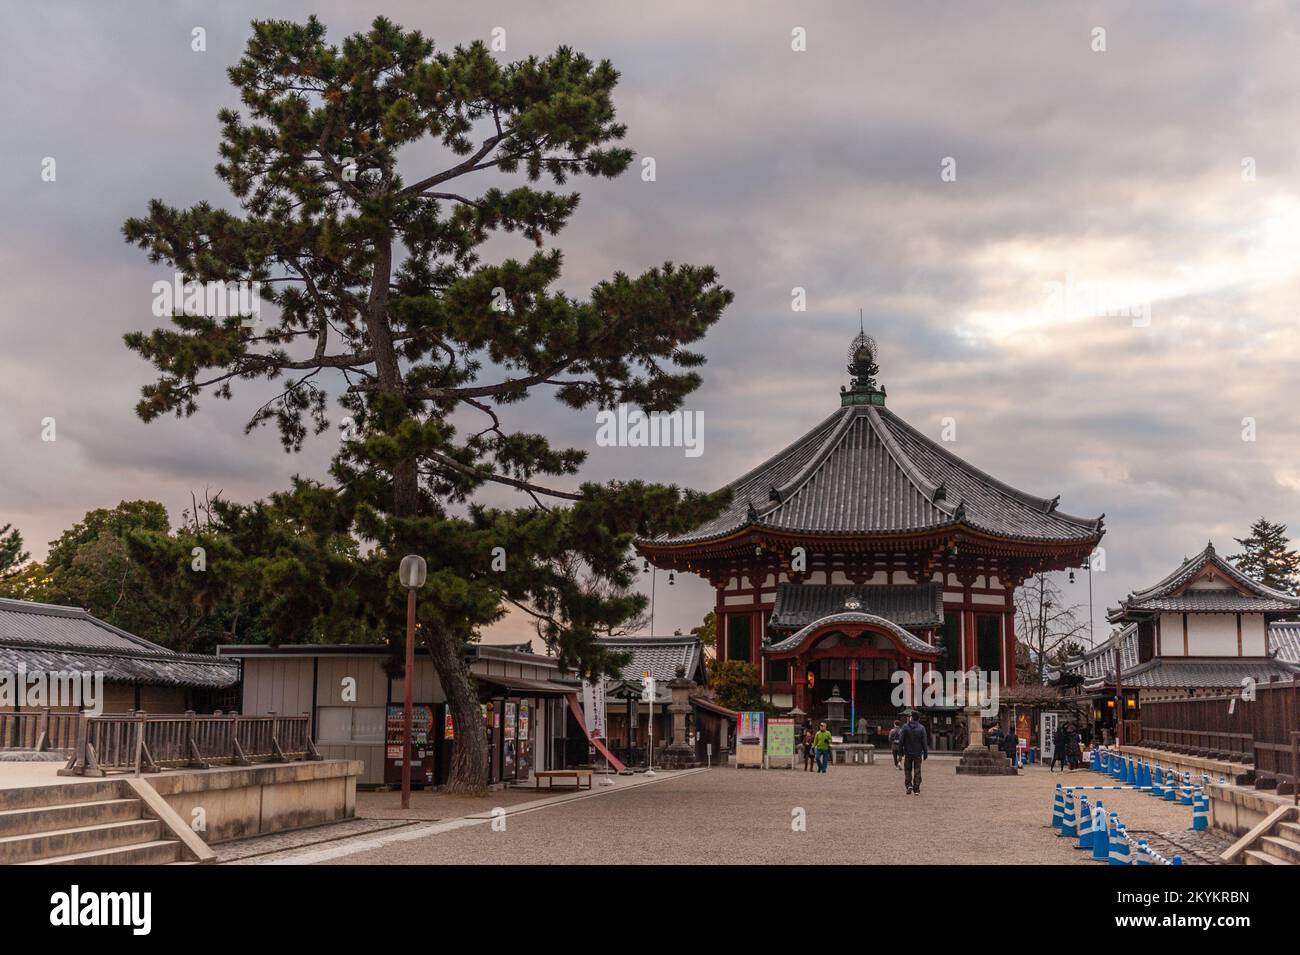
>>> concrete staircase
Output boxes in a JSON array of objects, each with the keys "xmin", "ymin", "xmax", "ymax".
[
  {"xmin": 1243, "ymin": 819, "xmax": 1300, "ymax": 866},
  {"xmin": 0, "ymin": 780, "xmax": 195, "ymax": 865},
  {"xmin": 1222, "ymin": 804, "xmax": 1300, "ymax": 866}
]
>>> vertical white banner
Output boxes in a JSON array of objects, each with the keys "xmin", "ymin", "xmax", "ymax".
[
  {"xmin": 582, "ymin": 678, "xmax": 607, "ymax": 740},
  {"xmin": 1041, "ymin": 712, "xmax": 1059, "ymax": 761}
]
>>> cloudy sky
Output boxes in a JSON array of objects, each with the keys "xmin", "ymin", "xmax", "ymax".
[{"xmin": 3, "ymin": 1, "xmax": 1299, "ymax": 648}]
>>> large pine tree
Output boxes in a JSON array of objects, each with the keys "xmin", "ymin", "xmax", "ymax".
[
  {"xmin": 1230, "ymin": 518, "xmax": 1300, "ymax": 593},
  {"xmin": 122, "ymin": 17, "xmax": 731, "ymax": 791}
]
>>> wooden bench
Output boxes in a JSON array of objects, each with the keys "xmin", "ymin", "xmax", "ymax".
[{"xmin": 534, "ymin": 769, "xmax": 593, "ymax": 791}]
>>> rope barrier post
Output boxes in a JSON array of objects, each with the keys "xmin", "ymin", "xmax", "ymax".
[{"xmin": 1075, "ymin": 792, "xmax": 1093, "ymax": 850}]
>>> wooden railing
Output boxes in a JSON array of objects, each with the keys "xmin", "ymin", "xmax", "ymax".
[
  {"xmin": 1134, "ymin": 694, "xmax": 1254, "ymax": 761},
  {"xmin": 1249, "ymin": 679, "xmax": 1299, "ymax": 793},
  {"xmin": 0, "ymin": 709, "xmax": 82, "ymax": 752},
  {"xmin": 56, "ymin": 710, "xmax": 321, "ymax": 777},
  {"xmin": 1132, "ymin": 679, "xmax": 1300, "ymax": 794}
]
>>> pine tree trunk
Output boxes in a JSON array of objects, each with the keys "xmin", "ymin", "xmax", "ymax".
[
  {"xmin": 424, "ymin": 624, "xmax": 489, "ymax": 794},
  {"xmin": 366, "ymin": 235, "xmax": 487, "ymax": 794}
]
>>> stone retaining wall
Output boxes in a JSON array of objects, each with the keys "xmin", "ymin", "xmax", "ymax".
[{"xmin": 144, "ymin": 759, "xmax": 362, "ymax": 844}]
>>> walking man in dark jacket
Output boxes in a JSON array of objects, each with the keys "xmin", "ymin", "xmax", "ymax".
[
  {"xmin": 888, "ymin": 719, "xmax": 903, "ymax": 769},
  {"xmin": 899, "ymin": 712, "xmax": 928, "ymax": 795}
]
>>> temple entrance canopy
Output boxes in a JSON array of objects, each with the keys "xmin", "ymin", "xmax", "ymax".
[
  {"xmin": 636, "ymin": 329, "xmax": 1105, "ymax": 738},
  {"xmin": 768, "ymin": 611, "xmax": 942, "ymax": 727}
]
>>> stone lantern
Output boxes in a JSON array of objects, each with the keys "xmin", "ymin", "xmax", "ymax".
[{"xmin": 824, "ymin": 685, "xmax": 849, "ymax": 736}]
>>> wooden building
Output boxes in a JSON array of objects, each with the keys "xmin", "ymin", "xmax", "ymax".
[
  {"xmin": 0, "ymin": 597, "xmax": 238, "ymax": 717},
  {"xmin": 638, "ymin": 332, "xmax": 1102, "ymax": 731},
  {"xmin": 596, "ymin": 634, "xmax": 705, "ymax": 766},
  {"xmin": 218, "ymin": 643, "xmax": 581, "ymax": 787},
  {"xmin": 1045, "ymin": 542, "xmax": 1300, "ymax": 741}
]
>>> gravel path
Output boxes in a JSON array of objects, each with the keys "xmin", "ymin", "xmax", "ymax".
[{"xmin": 272, "ymin": 759, "xmax": 1210, "ymax": 865}]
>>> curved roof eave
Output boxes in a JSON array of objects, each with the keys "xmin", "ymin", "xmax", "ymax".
[
  {"xmin": 767, "ymin": 610, "xmax": 942, "ymax": 657},
  {"xmin": 638, "ymin": 517, "xmax": 1103, "ymax": 553}
]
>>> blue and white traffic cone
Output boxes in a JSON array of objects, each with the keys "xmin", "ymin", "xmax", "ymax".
[
  {"xmin": 1172, "ymin": 855, "xmax": 1183, "ymax": 866},
  {"xmin": 1191, "ymin": 791, "xmax": 1208, "ymax": 831},
  {"xmin": 1091, "ymin": 749, "xmax": 1100, "ymax": 772},
  {"xmin": 1062, "ymin": 788, "xmax": 1077, "ymax": 838},
  {"xmin": 1109, "ymin": 821, "xmax": 1131, "ymax": 865},
  {"xmin": 1127, "ymin": 757, "xmax": 1138, "ymax": 786},
  {"xmin": 1052, "ymin": 782, "xmax": 1064, "ymax": 829},
  {"xmin": 1180, "ymin": 774, "xmax": 1193, "ymax": 806},
  {"xmin": 1164, "ymin": 776, "xmax": 1179, "ymax": 801},
  {"xmin": 1151, "ymin": 765, "xmax": 1164, "ymax": 798},
  {"xmin": 1076, "ymin": 793, "xmax": 1093, "ymax": 849},
  {"xmin": 1091, "ymin": 804, "xmax": 1111, "ymax": 861},
  {"xmin": 1135, "ymin": 838, "xmax": 1152, "ymax": 865}
]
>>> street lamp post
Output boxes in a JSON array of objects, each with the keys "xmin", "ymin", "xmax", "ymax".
[{"xmin": 398, "ymin": 555, "xmax": 428, "ymax": 810}]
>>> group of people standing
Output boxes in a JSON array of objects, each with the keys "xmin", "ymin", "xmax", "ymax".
[
  {"xmin": 1049, "ymin": 722, "xmax": 1085, "ymax": 772},
  {"xmin": 800, "ymin": 721, "xmax": 834, "ymax": 773}
]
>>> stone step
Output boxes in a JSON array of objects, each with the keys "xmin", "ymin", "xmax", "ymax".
[
  {"xmin": 0, "ymin": 798, "xmax": 142, "ymax": 838},
  {"xmin": 1277, "ymin": 821, "xmax": 1300, "ymax": 842},
  {"xmin": 24, "ymin": 839, "xmax": 182, "ymax": 866},
  {"xmin": 0, "ymin": 818, "xmax": 162, "ymax": 864},
  {"xmin": 1259, "ymin": 835, "xmax": 1300, "ymax": 865},
  {"xmin": 0, "ymin": 779, "xmax": 124, "ymax": 811},
  {"xmin": 1244, "ymin": 848, "xmax": 1289, "ymax": 865}
]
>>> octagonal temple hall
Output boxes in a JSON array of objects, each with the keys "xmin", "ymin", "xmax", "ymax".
[{"xmin": 637, "ymin": 333, "xmax": 1104, "ymax": 743}]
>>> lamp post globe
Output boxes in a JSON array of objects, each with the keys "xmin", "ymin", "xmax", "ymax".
[{"xmin": 399, "ymin": 555, "xmax": 427, "ymax": 589}]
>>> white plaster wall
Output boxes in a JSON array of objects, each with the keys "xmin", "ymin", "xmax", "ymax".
[
  {"xmin": 1159, "ymin": 613, "xmax": 1184, "ymax": 655},
  {"xmin": 1242, "ymin": 614, "xmax": 1267, "ymax": 655},
  {"xmin": 1186, "ymin": 614, "xmax": 1238, "ymax": 656}
]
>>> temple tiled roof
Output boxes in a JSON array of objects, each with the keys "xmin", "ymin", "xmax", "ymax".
[
  {"xmin": 1095, "ymin": 656, "xmax": 1299, "ymax": 690},
  {"xmin": 1108, "ymin": 542, "xmax": 1300, "ymax": 620},
  {"xmin": 1042, "ymin": 624, "xmax": 1139, "ymax": 686},
  {"xmin": 598, "ymin": 635, "xmax": 704, "ymax": 685},
  {"xmin": 767, "ymin": 611, "xmax": 940, "ymax": 657},
  {"xmin": 646, "ymin": 403, "xmax": 1102, "ymax": 547},
  {"xmin": 1044, "ymin": 620, "xmax": 1300, "ymax": 691},
  {"xmin": 0, "ymin": 597, "xmax": 239, "ymax": 689},
  {"xmin": 768, "ymin": 583, "xmax": 944, "ymax": 632},
  {"xmin": 1270, "ymin": 622, "xmax": 1300, "ymax": 665}
]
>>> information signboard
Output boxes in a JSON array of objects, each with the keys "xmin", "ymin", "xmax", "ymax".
[
  {"xmin": 767, "ymin": 717, "xmax": 795, "ymax": 769},
  {"xmin": 736, "ymin": 711, "xmax": 765, "ymax": 768}
]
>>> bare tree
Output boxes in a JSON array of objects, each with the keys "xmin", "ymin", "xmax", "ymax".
[{"xmin": 1015, "ymin": 574, "xmax": 1089, "ymax": 683}]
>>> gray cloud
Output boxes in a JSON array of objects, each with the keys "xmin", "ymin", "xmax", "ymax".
[{"xmin": 3, "ymin": 1, "xmax": 1299, "ymax": 647}]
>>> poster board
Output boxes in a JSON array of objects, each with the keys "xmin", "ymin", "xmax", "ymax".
[
  {"xmin": 736, "ymin": 711, "xmax": 765, "ymax": 768},
  {"xmin": 1016, "ymin": 712, "xmax": 1031, "ymax": 751},
  {"xmin": 766, "ymin": 717, "xmax": 796, "ymax": 769}
]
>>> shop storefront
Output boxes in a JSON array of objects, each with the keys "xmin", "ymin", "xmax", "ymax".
[{"xmin": 219, "ymin": 643, "xmax": 584, "ymax": 787}]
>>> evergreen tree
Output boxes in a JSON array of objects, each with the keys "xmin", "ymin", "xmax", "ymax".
[
  {"xmin": 1230, "ymin": 518, "xmax": 1300, "ymax": 593},
  {"xmin": 0, "ymin": 523, "xmax": 28, "ymax": 578},
  {"xmin": 122, "ymin": 17, "xmax": 731, "ymax": 792}
]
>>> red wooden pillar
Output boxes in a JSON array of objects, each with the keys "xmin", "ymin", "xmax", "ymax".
[
  {"xmin": 714, "ymin": 587, "xmax": 726, "ymax": 661},
  {"xmin": 963, "ymin": 608, "xmax": 976, "ymax": 673},
  {"xmin": 1003, "ymin": 610, "xmax": 1017, "ymax": 688}
]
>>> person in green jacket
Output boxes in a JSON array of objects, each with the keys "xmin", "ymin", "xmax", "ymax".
[{"xmin": 813, "ymin": 722, "xmax": 833, "ymax": 773}]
